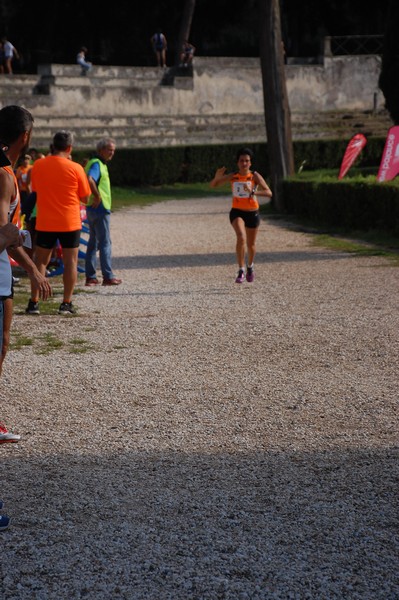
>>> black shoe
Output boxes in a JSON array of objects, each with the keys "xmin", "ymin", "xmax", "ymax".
[
  {"xmin": 26, "ymin": 300, "xmax": 40, "ymax": 315},
  {"xmin": 58, "ymin": 302, "xmax": 75, "ymax": 315}
]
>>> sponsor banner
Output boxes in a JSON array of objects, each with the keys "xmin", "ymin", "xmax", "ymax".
[
  {"xmin": 377, "ymin": 126, "xmax": 399, "ymax": 181},
  {"xmin": 338, "ymin": 133, "xmax": 367, "ymax": 180}
]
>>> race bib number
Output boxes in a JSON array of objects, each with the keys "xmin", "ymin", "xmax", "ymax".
[{"xmin": 233, "ymin": 181, "xmax": 253, "ymax": 198}]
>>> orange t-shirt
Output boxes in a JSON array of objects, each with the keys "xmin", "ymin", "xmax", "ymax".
[
  {"xmin": 231, "ymin": 172, "xmax": 259, "ymax": 211},
  {"xmin": 16, "ymin": 164, "xmax": 32, "ymax": 192},
  {"xmin": 31, "ymin": 155, "xmax": 91, "ymax": 231}
]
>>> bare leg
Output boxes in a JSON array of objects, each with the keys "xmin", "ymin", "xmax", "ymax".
[
  {"xmin": 31, "ymin": 246, "xmax": 53, "ymax": 301},
  {"xmin": 246, "ymin": 226, "xmax": 259, "ymax": 266},
  {"xmin": 61, "ymin": 247, "xmax": 79, "ymax": 303},
  {"xmin": 4, "ymin": 58, "xmax": 12, "ymax": 74},
  {"xmin": 0, "ymin": 298, "xmax": 13, "ymax": 377},
  {"xmin": 231, "ymin": 218, "xmax": 246, "ymax": 269}
]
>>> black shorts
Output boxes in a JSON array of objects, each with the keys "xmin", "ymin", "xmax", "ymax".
[
  {"xmin": 36, "ymin": 230, "xmax": 81, "ymax": 250},
  {"xmin": 229, "ymin": 208, "xmax": 260, "ymax": 229}
]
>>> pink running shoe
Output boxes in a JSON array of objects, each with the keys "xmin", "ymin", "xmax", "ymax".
[
  {"xmin": 0, "ymin": 422, "xmax": 20, "ymax": 444},
  {"xmin": 235, "ymin": 269, "xmax": 245, "ymax": 284},
  {"xmin": 246, "ymin": 267, "xmax": 255, "ymax": 283}
]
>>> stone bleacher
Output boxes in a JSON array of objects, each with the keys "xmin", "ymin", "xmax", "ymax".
[{"xmin": 0, "ymin": 58, "xmax": 392, "ymax": 149}]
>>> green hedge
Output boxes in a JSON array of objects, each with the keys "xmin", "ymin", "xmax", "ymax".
[
  {"xmin": 282, "ymin": 177, "xmax": 399, "ymax": 236},
  {"xmin": 292, "ymin": 136, "xmax": 386, "ymax": 171},
  {"xmin": 69, "ymin": 137, "xmax": 386, "ymax": 186},
  {"xmin": 72, "ymin": 147, "xmax": 185, "ymax": 186},
  {"xmin": 70, "ymin": 139, "xmax": 399, "ymax": 236},
  {"xmin": 67, "ymin": 138, "xmax": 399, "ymax": 236}
]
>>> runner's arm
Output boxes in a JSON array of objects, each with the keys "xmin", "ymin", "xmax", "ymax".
[
  {"xmin": 253, "ymin": 171, "xmax": 272, "ymax": 198},
  {"xmin": 0, "ymin": 169, "xmax": 13, "ymax": 226},
  {"xmin": 0, "ymin": 223, "xmax": 20, "ymax": 252},
  {"xmin": 210, "ymin": 168, "xmax": 233, "ymax": 188},
  {"xmin": 8, "ymin": 245, "xmax": 52, "ymax": 300},
  {"xmin": 87, "ymin": 175, "xmax": 101, "ymax": 208}
]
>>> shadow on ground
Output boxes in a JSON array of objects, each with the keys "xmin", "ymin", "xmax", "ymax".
[
  {"xmin": 1, "ymin": 447, "xmax": 397, "ymax": 599},
  {"xmin": 112, "ymin": 249, "xmax": 351, "ymax": 271}
]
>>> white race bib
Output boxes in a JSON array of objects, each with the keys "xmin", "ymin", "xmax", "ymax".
[{"xmin": 233, "ymin": 181, "xmax": 253, "ymax": 198}]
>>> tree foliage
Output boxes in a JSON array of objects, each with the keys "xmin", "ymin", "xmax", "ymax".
[
  {"xmin": 0, "ymin": 0, "xmax": 389, "ymax": 72},
  {"xmin": 379, "ymin": 0, "xmax": 399, "ymax": 124}
]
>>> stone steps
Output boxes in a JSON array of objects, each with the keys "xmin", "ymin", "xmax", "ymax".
[
  {"xmin": 0, "ymin": 58, "xmax": 392, "ymax": 149},
  {"xmin": 28, "ymin": 111, "xmax": 391, "ymax": 149},
  {"xmin": 0, "ymin": 74, "xmax": 40, "ymax": 97},
  {"xmin": 29, "ymin": 114, "xmax": 268, "ymax": 148},
  {"xmin": 291, "ymin": 110, "xmax": 392, "ymax": 139}
]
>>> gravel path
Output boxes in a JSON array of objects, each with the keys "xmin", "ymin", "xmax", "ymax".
[{"xmin": 1, "ymin": 196, "xmax": 398, "ymax": 599}]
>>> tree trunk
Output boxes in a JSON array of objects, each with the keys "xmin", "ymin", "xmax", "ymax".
[
  {"xmin": 379, "ymin": 0, "xmax": 399, "ymax": 124},
  {"xmin": 259, "ymin": 0, "xmax": 294, "ymax": 212},
  {"xmin": 175, "ymin": 0, "xmax": 196, "ymax": 66}
]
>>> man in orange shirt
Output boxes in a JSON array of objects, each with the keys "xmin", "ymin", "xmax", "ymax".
[{"xmin": 27, "ymin": 130, "xmax": 91, "ymax": 315}]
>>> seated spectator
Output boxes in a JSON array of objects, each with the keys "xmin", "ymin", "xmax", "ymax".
[
  {"xmin": 76, "ymin": 47, "xmax": 92, "ymax": 76},
  {"xmin": 179, "ymin": 40, "xmax": 196, "ymax": 67}
]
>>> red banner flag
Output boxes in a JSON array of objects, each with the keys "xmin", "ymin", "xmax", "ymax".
[
  {"xmin": 377, "ymin": 126, "xmax": 399, "ymax": 182},
  {"xmin": 338, "ymin": 133, "xmax": 367, "ymax": 180}
]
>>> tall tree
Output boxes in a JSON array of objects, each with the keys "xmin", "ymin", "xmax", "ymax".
[
  {"xmin": 259, "ymin": 0, "xmax": 294, "ymax": 211},
  {"xmin": 175, "ymin": 0, "xmax": 196, "ymax": 66}
]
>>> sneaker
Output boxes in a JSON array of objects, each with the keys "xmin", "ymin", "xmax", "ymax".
[
  {"xmin": 235, "ymin": 269, "xmax": 245, "ymax": 284},
  {"xmin": 0, "ymin": 515, "xmax": 10, "ymax": 531},
  {"xmin": 85, "ymin": 277, "xmax": 100, "ymax": 287},
  {"xmin": 25, "ymin": 299, "xmax": 40, "ymax": 315},
  {"xmin": 58, "ymin": 302, "xmax": 75, "ymax": 315},
  {"xmin": 12, "ymin": 276, "xmax": 20, "ymax": 285},
  {"xmin": 246, "ymin": 266, "xmax": 255, "ymax": 283},
  {"xmin": 0, "ymin": 422, "xmax": 20, "ymax": 444},
  {"xmin": 102, "ymin": 278, "xmax": 122, "ymax": 286}
]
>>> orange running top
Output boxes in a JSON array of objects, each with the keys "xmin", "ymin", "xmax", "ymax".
[
  {"xmin": 16, "ymin": 164, "xmax": 32, "ymax": 193},
  {"xmin": 31, "ymin": 155, "xmax": 91, "ymax": 231},
  {"xmin": 230, "ymin": 171, "xmax": 259, "ymax": 211}
]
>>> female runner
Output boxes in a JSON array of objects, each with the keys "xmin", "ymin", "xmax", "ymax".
[{"xmin": 210, "ymin": 147, "xmax": 272, "ymax": 283}]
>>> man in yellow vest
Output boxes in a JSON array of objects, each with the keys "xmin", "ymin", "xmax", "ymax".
[{"xmin": 84, "ymin": 138, "xmax": 122, "ymax": 286}]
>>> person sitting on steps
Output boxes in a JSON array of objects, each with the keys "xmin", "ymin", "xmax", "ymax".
[
  {"xmin": 76, "ymin": 46, "xmax": 92, "ymax": 76},
  {"xmin": 179, "ymin": 40, "xmax": 195, "ymax": 68}
]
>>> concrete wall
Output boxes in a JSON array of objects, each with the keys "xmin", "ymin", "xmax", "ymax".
[{"xmin": 0, "ymin": 56, "xmax": 391, "ymax": 148}]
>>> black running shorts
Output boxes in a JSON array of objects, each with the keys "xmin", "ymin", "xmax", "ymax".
[
  {"xmin": 36, "ymin": 229, "xmax": 81, "ymax": 249},
  {"xmin": 229, "ymin": 208, "xmax": 260, "ymax": 229}
]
